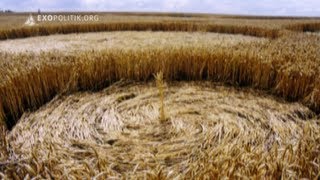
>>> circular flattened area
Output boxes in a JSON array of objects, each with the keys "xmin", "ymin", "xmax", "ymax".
[
  {"xmin": 7, "ymin": 82, "xmax": 320, "ymax": 178},
  {"xmin": 0, "ymin": 31, "xmax": 264, "ymax": 54}
]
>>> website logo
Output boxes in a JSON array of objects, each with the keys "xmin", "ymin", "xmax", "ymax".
[
  {"xmin": 24, "ymin": 14, "xmax": 100, "ymax": 26},
  {"xmin": 37, "ymin": 14, "xmax": 100, "ymax": 22},
  {"xmin": 24, "ymin": 14, "xmax": 37, "ymax": 26}
]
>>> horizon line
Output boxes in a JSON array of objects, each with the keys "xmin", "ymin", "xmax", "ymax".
[{"xmin": 1, "ymin": 10, "xmax": 320, "ymax": 18}]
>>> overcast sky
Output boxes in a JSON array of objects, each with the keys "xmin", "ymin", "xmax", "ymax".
[{"xmin": 1, "ymin": 0, "xmax": 320, "ymax": 16}]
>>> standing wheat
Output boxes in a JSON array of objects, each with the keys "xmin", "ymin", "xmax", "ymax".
[{"xmin": 155, "ymin": 71, "xmax": 166, "ymax": 123}]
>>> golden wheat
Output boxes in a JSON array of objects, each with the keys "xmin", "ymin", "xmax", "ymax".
[
  {"xmin": 155, "ymin": 72, "xmax": 166, "ymax": 123},
  {"xmin": 286, "ymin": 22, "xmax": 320, "ymax": 32},
  {"xmin": 0, "ymin": 33, "xmax": 320, "ymax": 129},
  {"xmin": 2, "ymin": 82, "xmax": 319, "ymax": 179},
  {"xmin": 0, "ymin": 21, "xmax": 282, "ymax": 40},
  {"xmin": 0, "ymin": 14, "xmax": 320, "ymax": 179}
]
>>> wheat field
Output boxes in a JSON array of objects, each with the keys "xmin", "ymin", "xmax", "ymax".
[
  {"xmin": 0, "ymin": 13, "xmax": 320, "ymax": 179},
  {"xmin": 0, "ymin": 31, "xmax": 263, "ymax": 54}
]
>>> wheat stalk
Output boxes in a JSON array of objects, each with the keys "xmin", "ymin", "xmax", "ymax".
[{"xmin": 155, "ymin": 71, "xmax": 166, "ymax": 123}]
